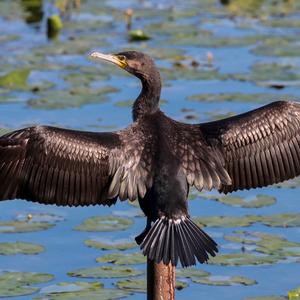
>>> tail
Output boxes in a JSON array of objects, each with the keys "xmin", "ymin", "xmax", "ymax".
[{"xmin": 139, "ymin": 216, "xmax": 218, "ymax": 268}]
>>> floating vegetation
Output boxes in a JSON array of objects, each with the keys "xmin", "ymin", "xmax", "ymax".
[
  {"xmin": 34, "ymin": 281, "xmax": 130, "ymax": 300},
  {"xmin": 116, "ymin": 278, "xmax": 188, "ymax": 293},
  {"xmin": 176, "ymin": 268, "xmax": 209, "ymax": 279},
  {"xmin": 288, "ymin": 286, "xmax": 300, "ymax": 300},
  {"xmin": 0, "ymin": 69, "xmax": 30, "ymax": 90},
  {"xmin": 0, "ymin": 271, "xmax": 53, "ymax": 297},
  {"xmin": 208, "ymin": 252, "xmax": 279, "ymax": 266},
  {"xmin": 201, "ymin": 194, "xmax": 276, "ymax": 208},
  {"xmin": 225, "ymin": 231, "xmax": 300, "ymax": 258},
  {"xmin": 194, "ymin": 213, "xmax": 300, "ymax": 228},
  {"xmin": 192, "ymin": 275, "xmax": 256, "ymax": 286},
  {"xmin": 187, "ymin": 93, "xmax": 295, "ymax": 104},
  {"xmin": 75, "ymin": 215, "xmax": 133, "ymax": 232},
  {"xmin": 96, "ymin": 252, "xmax": 146, "ymax": 265},
  {"xmin": 47, "ymin": 15, "xmax": 63, "ymax": 39},
  {"xmin": 0, "ymin": 241, "xmax": 44, "ymax": 255},
  {"xmin": 0, "ymin": 220, "xmax": 55, "ymax": 233},
  {"xmin": 129, "ymin": 30, "xmax": 151, "ymax": 41},
  {"xmin": 27, "ymin": 86, "xmax": 118, "ymax": 109},
  {"xmin": 15, "ymin": 212, "xmax": 64, "ymax": 223},
  {"xmin": 85, "ymin": 239, "xmax": 136, "ymax": 251},
  {"xmin": 68, "ymin": 265, "xmax": 143, "ymax": 279}
]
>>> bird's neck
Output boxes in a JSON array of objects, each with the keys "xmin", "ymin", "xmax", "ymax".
[{"xmin": 132, "ymin": 72, "xmax": 161, "ymax": 121}]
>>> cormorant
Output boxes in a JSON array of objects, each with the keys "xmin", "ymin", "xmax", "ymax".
[{"xmin": 1, "ymin": 50, "xmax": 300, "ymax": 267}]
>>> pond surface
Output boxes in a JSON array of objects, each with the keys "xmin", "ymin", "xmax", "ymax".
[{"xmin": 1, "ymin": 0, "xmax": 300, "ymax": 299}]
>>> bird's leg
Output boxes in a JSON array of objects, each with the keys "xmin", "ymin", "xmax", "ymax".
[{"xmin": 135, "ymin": 218, "xmax": 152, "ymax": 245}]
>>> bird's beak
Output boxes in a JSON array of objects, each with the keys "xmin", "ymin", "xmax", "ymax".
[{"xmin": 89, "ymin": 52, "xmax": 127, "ymax": 69}]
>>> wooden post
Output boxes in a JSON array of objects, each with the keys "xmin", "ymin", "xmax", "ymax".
[{"xmin": 147, "ymin": 259, "xmax": 175, "ymax": 300}]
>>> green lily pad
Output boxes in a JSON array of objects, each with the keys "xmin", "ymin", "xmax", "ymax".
[
  {"xmin": 187, "ymin": 93, "xmax": 295, "ymax": 104},
  {"xmin": 0, "ymin": 69, "xmax": 30, "ymax": 90},
  {"xmin": 225, "ymin": 230, "xmax": 300, "ymax": 258},
  {"xmin": 260, "ymin": 213, "xmax": 300, "ymax": 227},
  {"xmin": 116, "ymin": 278, "xmax": 188, "ymax": 293},
  {"xmin": 193, "ymin": 215, "xmax": 260, "ymax": 228},
  {"xmin": 85, "ymin": 239, "xmax": 136, "ymax": 251},
  {"xmin": 192, "ymin": 275, "xmax": 256, "ymax": 286},
  {"xmin": 34, "ymin": 281, "xmax": 130, "ymax": 300},
  {"xmin": 27, "ymin": 86, "xmax": 118, "ymax": 109},
  {"xmin": 289, "ymin": 286, "xmax": 300, "ymax": 300},
  {"xmin": 208, "ymin": 252, "xmax": 279, "ymax": 266},
  {"xmin": 176, "ymin": 268, "xmax": 209, "ymax": 279},
  {"xmin": 245, "ymin": 297, "xmax": 286, "ymax": 300},
  {"xmin": 0, "ymin": 241, "xmax": 44, "ymax": 255},
  {"xmin": 68, "ymin": 265, "xmax": 143, "ymax": 279},
  {"xmin": 75, "ymin": 216, "xmax": 133, "ymax": 232},
  {"xmin": 0, "ymin": 271, "xmax": 53, "ymax": 297},
  {"xmin": 0, "ymin": 220, "xmax": 55, "ymax": 233},
  {"xmin": 16, "ymin": 212, "xmax": 64, "ymax": 223},
  {"xmin": 129, "ymin": 30, "xmax": 151, "ymax": 41},
  {"xmin": 202, "ymin": 194, "xmax": 276, "ymax": 208},
  {"xmin": 96, "ymin": 252, "xmax": 146, "ymax": 265}
]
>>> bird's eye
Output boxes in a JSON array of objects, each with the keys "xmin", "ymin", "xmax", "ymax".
[{"xmin": 118, "ymin": 55, "xmax": 126, "ymax": 62}]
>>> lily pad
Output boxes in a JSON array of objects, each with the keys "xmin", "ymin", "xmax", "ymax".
[
  {"xmin": 245, "ymin": 297, "xmax": 286, "ymax": 300},
  {"xmin": 0, "ymin": 241, "xmax": 44, "ymax": 255},
  {"xmin": 192, "ymin": 275, "xmax": 256, "ymax": 286},
  {"xmin": 0, "ymin": 271, "xmax": 53, "ymax": 297},
  {"xmin": 68, "ymin": 265, "xmax": 143, "ymax": 279},
  {"xmin": 0, "ymin": 69, "xmax": 30, "ymax": 90},
  {"xmin": 202, "ymin": 194, "xmax": 276, "ymax": 208},
  {"xmin": 27, "ymin": 86, "xmax": 118, "ymax": 109},
  {"xmin": 129, "ymin": 30, "xmax": 151, "ymax": 41},
  {"xmin": 96, "ymin": 252, "xmax": 146, "ymax": 265},
  {"xmin": 75, "ymin": 216, "xmax": 133, "ymax": 232},
  {"xmin": 225, "ymin": 231, "xmax": 300, "ymax": 258},
  {"xmin": 187, "ymin": 93, "xmax": 295, "ymax": 104},
  {"xmin": 0, "ymin": 220, "xmax": 55, "ymax": 233},
  {"xmin": 34, "ymin": 281, "xmax": 130, "ymax": 300},
  {"xmin": 85, "ymin": 239, "xmax": 136, "ymax": 251},
  {"xmin": 260, "ymin": 213, "xmax": 300, "ymax": 228},
  {"xmin": 208, "ymin": 252, "xmax": 279, "ymax": 266},
  {"xmin": 289, "ymin": 286, "xmax": 300, "ymax": 300},
  {"xmin": 116, "ymin": 278, "xmax": 188, "ymax": 293},
  {"xmin": 16, "ymin": 212, "xmax": 64, "ymax": 223},
  {"xmin": 193, "ymin": 215, "xmax": 260, "ymax": 228}
]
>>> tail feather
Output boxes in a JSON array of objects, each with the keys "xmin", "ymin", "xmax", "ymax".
[{"xmin": 139, "ymin": 216, "xmax": 218, "ymax": 268}]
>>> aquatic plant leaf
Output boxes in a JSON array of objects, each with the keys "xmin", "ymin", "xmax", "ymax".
[
  {"xmin": 129, "ymin": 30, "xmax": 151, "ymax": 41},
  {"xmin": 96, "ymin": 252, "xmax": 146, "ymax": 265},
  {"xmin": 201, "ymin": 194, "xmax": 276, "ymax": 208},
  {"xmin": 0, "ymin": 220, "xmax": 54, "ymax": 233},
  {"xmin": 68, "ymin": 265, "xmax": 143, "ymax": 278},
  {"xmin": 193, "ymin": 215, "xmax": 260, "ymax": 228},
  {"xmin": 75, "ymin": 216, "xmax": 133, "ymax": 232},
  {"xmin": 0, "ymin": 69, "xmax": 30, "ymax": 89},
  {"xmin": 260, "ymin": 213, "xmax": 300, "ymax": 227},
  {"xmin": 0, "ymin": 271, "xmax": 53, "ymax": 297},
  {"xmin": 0, "ymin": 241, "xmax": 44, "ymax": 255},
  {"xmin": 116, "ymin": 278, "xmax": 188, "ymax": 292},
  {"xmin": 187, "ymin": 93, "xmax": 296, "ymax": 104},
  {"xmin": 34, "ymin": 281, "xmax": 130, "ymax": 300},
  {"xmin": 208, "ymin": 252, "xmax": 279, "ymax": 266},
  {"xmin": 85, "ymin": 239, "xmax": 136, "ymax": 251},
  {"xmin": 15, "ymin": 212, "xmax": 64, "ymax": 223},
  {"xmin": 288, "ymin": 286, "xmax": 300, "ymax": 300},
  {"xmin": 192, "ymin": 275, "xmax": 256, "ymax": 286}
]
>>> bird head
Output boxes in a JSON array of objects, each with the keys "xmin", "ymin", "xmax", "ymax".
[{"xmin": 89, "ymin": 50, "xmax": 157, "ymax": 80}]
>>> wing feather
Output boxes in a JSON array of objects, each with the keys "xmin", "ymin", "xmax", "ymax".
[
  {"xmin": 0, "ymin": 123, "xmax": 154, "ymax": 206},
  {"xmin": 200, "ymin": 101, "xmax": 300, "ymax": 193}
]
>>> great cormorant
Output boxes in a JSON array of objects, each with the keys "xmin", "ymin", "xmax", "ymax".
[{"xmin": 1, "ymin": 50, "xmax": 300, "ymax": 267}]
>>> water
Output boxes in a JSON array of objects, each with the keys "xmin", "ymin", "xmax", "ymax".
[{"xmin": 1, "ymin": 0, "xmax": 300, "ymax": 299}]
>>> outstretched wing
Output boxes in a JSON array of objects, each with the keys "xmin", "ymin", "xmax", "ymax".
[
  {"xmin": 200, "ymin": 101, "xmax": 300, "ymax": 193},
  {"xmin": 0, "ymin": 124, "xmax": 154, "ymax": 206}
]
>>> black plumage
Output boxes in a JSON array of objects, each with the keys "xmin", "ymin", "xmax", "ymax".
[{"xmin": 1, "ymin": 50, "xmax": 300, "ymax": 267}]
